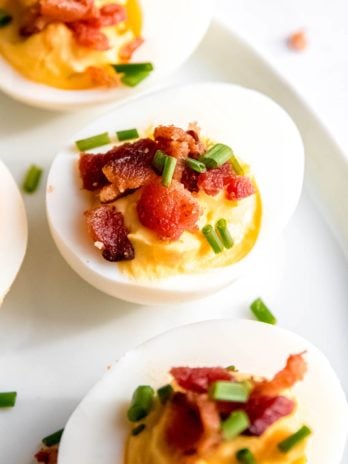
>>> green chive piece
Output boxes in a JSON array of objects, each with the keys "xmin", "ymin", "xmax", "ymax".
[
  {"xmin": 113, "ymin": 62, "xmax": 154, "ymax": 73},
  {"xmin": 215, "ymin": 218, "xmax": 234, "ymax": 249},
  {"xmin": 202, "ymin": 225, "xmax": 224, "ymax": 254},
  {"xmin": 157, "ymin": 384, "xmax": 173, "ymax": 405},
  {"xmin": 152, "ymin": 150, "xmax": 167, "ymax": 172},
  {"xmin": 0, "ymin": 392, "xmax": 17, "ymax": 408},
  {"xmin": 131, "ymin": 423, "xmax": 146, "ymax": 436},
  {"xmin": 116, "ymin": 128, "xmax": 139, "ymax": 141},
  {"xmin": 42, "ymin": 429, "xmax": 64, "ymax": 447},
  {"xmin": 227, "ymin": 365, "xmax": 238, "ymax": 372},
  {"xmin": 230, "ymin": 155, "xmax": 244, "ymax": 175},
  {"xmin": 127, "ymin": 385, "xmax": 154, "ymax": 422},
  {"xmin": 201, "ymin": 143, "xmax": 234, "ymax": 169},
  {"xmin": 0, "ymin": 9, "xmax": 12, "ymax": 27},
  {"xmin": 250, "ymin": 298, "xmax": 277, "ymax": 325},
  {"xmin": 210, "ymin": 381, "xmax": 250, "ymax": 403},
  {"xmin": 236, "ymin": 448, "xmax": 256, "ymax": 464},
  {"xmin": 278, "ymin": 425, "xmax": 311, "ymax": 453},
  {"xmin": 162, "ymin": 156, "xmax": 177, "ymax": 187},
  {"xmin": 22, "ymin": 165, "xmax": 43, "ymax": 193},
  {"xmin": 221, "ymin": 410, "xmax": 250, "ymax": 440},
  {"xmin": 75, "ymin": 132, "xmax": 111, "ymax": 151},
  {"xmin": 121, "ymin": 70, "xmax": 151, "ymax": 87},
  {"xmin": 186, "ymin": 158, "xmax": 207, "ymax": 173}
]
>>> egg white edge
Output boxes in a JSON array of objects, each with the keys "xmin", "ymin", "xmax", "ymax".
[
  {"xmin": 46, "ymin": 82, "xmax": 304, "ymax": 304},
  {"xmin": 58, "ymin": 319, "xmax": 348, "ymax": 464},
  {"xmin": 0, "ymin": 160, "xmax": 28, "ymax": 305},
  {"xmin": 0, "ymin": 0, "xmax": 215, "ymax": 110}
]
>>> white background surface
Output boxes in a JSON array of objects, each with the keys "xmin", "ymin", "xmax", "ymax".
[
  {"xmin": 217, "ymin": 0, "xmax": 348, "ymax": 156},
  {"xmin": 0, "ymin": 3, "xmax": 348, "ymax": 463}
]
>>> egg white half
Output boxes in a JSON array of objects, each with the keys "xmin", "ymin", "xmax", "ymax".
[
  {"xmin": 0, "ymin": 160, "xmax": 28, "ymax": 305},
  {"xmin": 58, "ymin": 319, "xmax": 348, "ymax": 464},
  {"xmin": 0, "ymin": 0, "xmax": 214, "ymax": 110},
  {"xmin": 46, "ymin": 83, "xmax": 304, "ymax": 304}
]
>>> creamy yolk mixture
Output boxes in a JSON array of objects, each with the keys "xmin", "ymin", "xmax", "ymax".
[
  {"xmin": 0, "ymin": 0, "xmax": 142, "ymax": 89},
  {"xmin": 114, "ymin": 186, "xmax": 261, "ymax": 281},
  {"xmin": 125, "ymin": 396, "xmax": 307, "ymax": 464}
]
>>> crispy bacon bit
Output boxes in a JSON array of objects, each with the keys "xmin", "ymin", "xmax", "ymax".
[
  {"xmin": 170, "ymin": 367, "xmax": 232, "ymax": 393},
  {"xmin": 137, "ymin": 180, "xmax": 202, "ymax": 241},
  {"xmin": 225, "ymin": 176, "xmax": 255, "ymax": 201},
  {"xmin": 193, "ymin": 393, "xmax": 221, "ymax": 454},
  {"xmin": 40, "ymin": 0, "xmax": 95, "ymax": 23},
  {"xmin": 253, "ymin": 353, "xmax": 307, "ymax": 397},
  {"xmin": 288, "ymin": 30, "xmax": 307, "ymax": 51},
  {"xmin": 35, "ymin": 445, "xmax": 58, "ymax": 464},
  {"xmin": 99, "ymin": 184, "xmax": 120, "ymax": 203},
  {"xmin": 246, "ymin": 395, "xmax": 295, "ymax": 436},
  {"xmin": 86, "ymin": 66, "xmax": 120, "ymax": 88},
  {"xmin": 102, "ymin": 139, "xmax": 158, "ymax": 194},
  {"xmin": 198, "ymin": 163, "xmax": 234, "ymax": 196},
  {"xmin": 154, "ymin": 125, "xmax": 205, "ymax": 180},
  {"xmin": 119, "ymin": 36, "xmax": 144, "ymax": 61},
  {"xmin": 85, "ymin": 205, "xmax": 134, "ymax": 261},
  {"xmin": 87, "ymin": 3, "xmax": 126, "ymax": 27},
  {"xmin": 165, "ymin": 392, "xmax": 203, "ymax": 455},
  {"xmin": 181, "ymin": 166, "xmax": 200, "ymax": 192},
  {"xmin": 79, "ymin": 138, "xmax": 157, "ymax": 191},
  {"xmin": 71, "ymin": 22, "xmax": 110, "ymax": 50}
]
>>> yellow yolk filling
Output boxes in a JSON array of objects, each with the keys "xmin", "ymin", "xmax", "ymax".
[
  {"xmin": 125, "ymin": 402, "xmax": 308, "ymax": 464},
  {"xmin": 0, "ymin": 0, "xmax": 142, "ymax": 89},
  {"xmin": 114, "ymin": 186, "xmax": 261, "ymax": 281}
]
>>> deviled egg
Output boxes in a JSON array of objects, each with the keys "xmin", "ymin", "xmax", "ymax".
[
  {"xmin": 0, "ymin": 0, "xmax": 214, "ymax": 109},
  {"xmin": 0, "ymin": 160, "xmax": 28, "ymax": 305},
  {"xmin": 56, "ymin": 320, "xmax": 348, "ymax": 464},
  {"xmin": 46, "ymin": 82, "xmax": 304, "ymax": 304}
]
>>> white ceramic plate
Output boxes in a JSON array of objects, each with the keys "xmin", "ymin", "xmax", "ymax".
[
  {"xmin": 46, "ymin": 82, "xmax": 304, "ymax": 304},
  {"xmin": 0, "ymin": 160, "xmax": 27, "ymax": 305},
  {"xmin": 0, "ymin": 0, "xmax": 214, "ymax": 110},
  {"xmin": 58, "ymin": 319, "xmax": 348, "ymax": 464}
]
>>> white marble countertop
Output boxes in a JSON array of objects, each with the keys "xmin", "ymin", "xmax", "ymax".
[{"xmin": 217, "ymin": 0, "xmax": 348, "ymax": 155}]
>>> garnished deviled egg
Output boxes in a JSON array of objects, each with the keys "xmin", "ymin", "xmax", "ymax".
[
  {"xmin": 0, "ymin": 0, "xmax": 214, "ymax": 110},
  {"xmin": 57, "ymin": 320, "xmax": 348, "ymax": 464},
  {"xmin": 0, "ymin": 160, "xmax": 28, "ymax": 305},
  {"xmin": 46, "ymin": 82, "xmax": 304, "ymax": 304}
]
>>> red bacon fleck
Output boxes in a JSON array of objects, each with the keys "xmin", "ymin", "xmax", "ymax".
[
  {"xmin": 35, "ymin": 446, "xmax": 58, "ymax": 464},
  {"xmin": 40, "ymin": 0, "xmax": 95, "ymax": 23},
  {"xmin": 119, "ymin": 37, "xmax": 144, "ymax": 61},
  {"xmin": 193, "ymin": 393, "xmax": 221, "ymax": 454},
  {"xmin": 170, "ymin": 367, "xmax": 232, "ymax": 393},
  {"xmin": 225, "ymin": 176, "xmax": 255, "ymax": 201},
  {"xmin": 197, "ymin": 163, "xmax": 234, "ymax": 196},
  {"xmin": 246, "ymin": 395, "xmax": 295, "ymax": 436},
  {"xmin": 181, "ymin": 166, "xmax": 200, "ymax": 192},
  {"xmin": 137, "ymin": 180, "xmax": 202, "ymax": 241},
  {"xmin": 87, "ymin": 3, "xmax": 126, "ymax": 27},
  {"xmin": 85, "ymin": 205, "xmax": 134, "ymax": 261},
  {"xmin": 79, "ymin": 153, "xmax": 109, "ymax": 191},
  {"xmin": 86, "ymin": 66, "xmax": 120, "ymax": 88},
  {"xmin": 71, "ymin": 22, "xmax": 110, "ymax": 51},
  {"xmin": 253, "ymin": 353, "xmax": 307, "ymax": 397}
]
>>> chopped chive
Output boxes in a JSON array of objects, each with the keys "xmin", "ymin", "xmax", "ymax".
[
  {"xmin": 42, "ymin": 429, "xmax": 64, "ymax": 447},
  {"xmin": 0, "ymin": 9, "xmax": 12, "ymax": 27},
  {"xmin": 22, "ymin": 165, "xmax": 43, "ymax": 193},
  {"xmin": 210, "ymin": 381, "xmax": 250, "ymax": 403},
  {"xmin": 127, "ymin": 385, "xmax": 154, "ymax": 422},
  {"xmin": 278, "ymin": 425, "xmax": 311, "ymax": 453},
  {"xmin": 75, "ymin": 132, "xmax": 111, "ymax": 151},
  {"xmin": 157, "ymin": 384, "xmax": 173, "ymax": 405},
  {"xmin": 201, "ymin": 143, "xmax": 234, "ymax": 169},
  {"xmin": 186, "ymin": 158, "xmax": 207, "ymax": 173},
  {"xmin": 152, "ymin": 150, "xmax": 167, "ymax": 172},
  {"xmin": 131, "ymin": 423, "xmax": 146, "ymax": 436},
  {"xmin": 162, "ymin": 156, "xmax": 177, "ymax": 187},
  {"xmin": 121, "ymin": 70, "xmax": 151, "ymax": 87},
  {"xmin": 236, "ymin": 448, "xmax": 256, "ymax": 464},
  {"xmin": 227, "ymin": 365, "xmax": 238, "ymax": 372},
  {"xmin": 0, "ymin": 392, "xmax": 17, "ymax": 408},
  {"xmin": 116, "ymin": 128, "xmax": 139, "ymax": 141},
  {"xmin": 250, "ymin": 298, "xmax": 277, "ymax": 325},
  {"xmin": 113, "ymin": 62, "xmax": 154, "ymax": 73},
  {"xmin": 230, "ymin": 155, "xmax": 244, "ymax": 175},
  {"xmin": 202, "ymin": 225, "xmax": 224, "ymax": 254},
  {"xmin": 215, "ymin": 218, "xmax": 234, "ymax": 249},
  {"xmin": 221, "ymin": 410, "xmax": 250, "ymax": 440}
]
